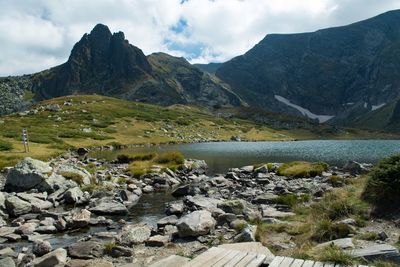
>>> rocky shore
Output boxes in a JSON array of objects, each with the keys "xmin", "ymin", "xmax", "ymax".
[{"xmin": 0, "ymin": 153, "xmax": 398, "ymax": 266}]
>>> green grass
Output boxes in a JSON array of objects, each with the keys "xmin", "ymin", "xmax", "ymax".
[
  {"xmin": 276, "ymin": 193, "xmax": 311, "ymax": 207},
  {"xmin": 317, "ymin": 244, "xmax": 356, "ymax": 265},
  {"xmin": 0, "ymin": 139, "xmax": 13, "ymax": 151},
  {"xmin": 277, "ymin": 161, "xmax": 329, "ymax": 178},
  {"xmin": 154, "ymin": 151, "xmax": 184, "ymax": 165},
  {"xmin": 59, "ymin": 171, "xmax": 85, "ymax": 185},
  {"xmin": 312, "ymin": 219, "xmax": 354, "ymax": 242},
  {"xmin": 357, "ymin": 231, "xmax": 379, "ymax": 241}
]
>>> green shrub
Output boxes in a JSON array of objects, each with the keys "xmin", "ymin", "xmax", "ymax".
[
  {"xmin": 59, "ymin": 171, "xmax": 84, "ymax": 185},
  {"xmin": 0, "ymin": 139, "xmax": 13, "ymax": 151},
  {"xmin": 357, "ymin": 231, "xmax": 379, "ymax": 241},
  {"xmin": 276, "ymin": 193, "xmax": 310, "ymax": 207},
  {"xmin": 312, "ymin": 220, "xmax": 354, "ymax": 242},
  {"xmin": 317, "ymin": 244, "xmax": 355, "ymax": 265},
  {"xmin": 155, "ymin": 151, "xmax": 184, "ymax": 165},
  {"xmin": 312, "ymin": 190, "xmax": 369, "ymax": 221},
  {"xmin": 117, "ymin": 152, "xmax": 157, "ymax": 163},
  {"xmin": 363, "ymin": 154, "xmax": 400, "ymax": 205},
  {"xmin": 131, "ymin": 168, "xmax": 146, "ymax": 178},
  {"xmin": 116, "ymin": 177, "xmax": 127, "ymax": 185},
  {"xmin": 277, "ymin": 161, "xmax": 328, "ymax": 178},
  {"xmin": 329, "ymin": 175, "xmax": 346, "ymax": 187}
]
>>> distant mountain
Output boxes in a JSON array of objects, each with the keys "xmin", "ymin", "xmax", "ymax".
[
  {"xmin": 216, "ymin": 10, "xmax": 400, "ymax": 130},
  {"xmin": 0, "ymin": 24, "xmax": 242, "ymax": 115},
  {"xmin": 194, "ymin": 63, "xmax": 222, "ymax": 74}
]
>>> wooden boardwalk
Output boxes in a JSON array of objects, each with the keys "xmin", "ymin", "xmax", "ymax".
[
  {"xmin": 269, "ymin": 256, "xmax": 371, "ymax": 267},
  {"xmin": 149, "ymin": 244, "xmax": 374, "ymax": 267},
  {"xmin": 183, "ymin": 247, "xmax": 267, "ymax": 267}
]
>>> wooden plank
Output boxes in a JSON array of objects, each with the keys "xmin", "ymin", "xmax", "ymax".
[
  {"xmin": 186, "ymin": 247, "xmax": 227, "ymax": 267},
  {"xmin": 268, "ymin": 256, "xmax": 285, "ymax": 267},
  {"xmin": 279, "ymin": 257, "xmax": 295, "ymax": 267},
  {"xmin": 302, "ymin": 260, "xmax": 315, "ymax": 267},
  {"xmin": 211, "ymin": 249, "xmax": 241, "ymax": 267},
  {"xmin": 245, "ymin": 254, "xmax": 267, "ymax": 267},
  {"xmin": 290, "ymin": 259, "xmax": 305, "ymax": 267},
  {"xmin": 322, "ymin": 263, "xmax": 335, "ymax": 267},
  {"xmin": 234, "ymin": 253, "xmax": 258, "ymax": 267},
  {"xmin": 221, "ymin": 251, "xmax": 249, "ymax": 266},
  {"xmin": 149, "ymin": 255, "xmax": 190, "ymax": 267},
  {"xmin": 313, "ymin": 262, "xmax": 324, "ymax": 267}
]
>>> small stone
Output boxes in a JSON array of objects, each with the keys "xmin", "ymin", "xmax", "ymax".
[
  {"xmin": 146, "ymin": 235, "xmax": 170, "ymax": 247},
  {"xmin": 33, "ymin": 239, "xmax": 52, "ymax": 256}
]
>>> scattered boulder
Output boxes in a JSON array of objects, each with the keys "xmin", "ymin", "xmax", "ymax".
[
  {"xmin": 68, "ymin": 209, "xmax": 91, "ymax": 228},
  {"xmin": 89, "ymin": 199, "xmax": 128, "ymax": 215},
  {"xmin": 217, "ymin": 199, "xmax": 245, "ymax": 215},
  {"xmin": 316, "ymin": 238, "xmax": 355, "ymax": 250},
  {"xmin": 119, "ymin": 224, "xmax": 152, "ymax": 246},
  {"xmin": 64, "ymin": 187, "xmax": 86, "ymax": 204},
  {"xmin": 32, "ymin": 248, "xmax": 67, "ymax": 267},
  {"xmin": 146, "ymin": 234, "xmax": 170, "ymax": 247},
  {"xmin": 68, "ymin": 241, "xmax": 104, "ymax": 259},
  {"xmin": 5, "ymin": 196, "xmax": 32, "ymax": 217},
  {"xmin": 33, "ymin": 239, "xmax": 53, "ymax": 256},
  {"xmin": 157, "ymin": 215, "xmax": 178, "ymax": 227},
  {"xmin": 4, "ymin": 158, "xmax": 75, "ymax": 193},
  {"xmin": 176, "ymin": 210, "xmax": 216, "ymax": 237}
]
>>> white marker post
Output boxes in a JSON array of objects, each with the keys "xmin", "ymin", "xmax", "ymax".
[{"xmin": 22, "ymin": 129, "xmax": 30, "ymax": 153}]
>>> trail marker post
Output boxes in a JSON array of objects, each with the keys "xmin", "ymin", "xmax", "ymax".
[{"xmin": 22, "ymin": 129, "xmax": 30, "ymax": 153}]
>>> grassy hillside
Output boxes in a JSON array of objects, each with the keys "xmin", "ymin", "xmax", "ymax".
[{"xmin": 0, "ymin": 95, "xmax": 398, "ymax": 169}]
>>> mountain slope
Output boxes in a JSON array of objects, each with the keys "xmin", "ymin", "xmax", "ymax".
[
  {"xmin": 216, "ymin": 10, "xmax": 400, "ymax": 129},
  {"xmin": 1, "ymin": 24, "xmax": 242, "ymax": 114}
]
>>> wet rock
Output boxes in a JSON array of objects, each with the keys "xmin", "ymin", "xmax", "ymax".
[
  {"xmin": 16, "ymin": 222, "xmax": 38, "ymax": 235},
  {"xmin": 68, "ymin": 241, "xmax": 104, "ymax": 259},
  {"xmin": 165, "ymin": 201, "xmax": 185, "ymax": 215},
  {"xmin": 68, "ymin": 209, "xmax": 91, "ymax": 228},
  {"xmin": 142, "ymin": 185, "xmax": 154, "ymax": 193},
  {"xmin": 146, "ymin": 234, "xmax": 170, "ymax": 247},
  {"xmin": 64, "ymin": 187, "xmax": 86, "ymax": 204},
  {"xmin": 119, "ymin": 224, "xmax": 152, "ymax": 246},
  {"xmin": 171, "ymin": 184, "xmax": 197, "ymax": 197},
  {"xmin": 5, "ymin": 196, "xmax": 32, "ymax": 217},
  {"xmin": 0, "ymin": 247, "xmax": 15, "ymax": 257},
  {"xmin": 176, "ymin": 210, "xmax": 216, "ymax": 237},
  {"xmin": 343, "ymin": 161, "xmax": 371, "ymax": 175},
  {"xmin": 89, "ymin": 199, "xmax": 128, "ymax": 215},
  {"xmin": 33, "ymin": 239, "xmax": 52, "ymax": 256},
  {"xmin": 107, "ymin": 246, "xmax": 133, "ymax": 258},
  {"xmin": 32, "ymin": 248, "xmax": 67, "ymax": 267},
  {"xmin": 157, "ymin": 215, "xmax": 178, "ymax": 227},
  {"xmin": 185, "ymin": 195, "xmax": 222, "ymax": 213}
]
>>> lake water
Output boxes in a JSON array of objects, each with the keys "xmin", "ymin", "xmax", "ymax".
[{"xmin": 91, "ymin": 140, "xmax": 400, "ymax": 174}]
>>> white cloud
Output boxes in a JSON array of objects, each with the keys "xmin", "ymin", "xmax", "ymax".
[{"xmin": 0, "ymin": 0, "xmax": 399, "ymax": 75}]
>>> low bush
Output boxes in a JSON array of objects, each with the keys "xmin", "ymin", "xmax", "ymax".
[
  {"xmin": 155, "ymin": 151, "xmax": 184, "ymax": 165},
  {"xmin": 363, "ymin": 154, "xmax": 400, "ymax": 206},
  {"xmin": 276, "ymin": 193, "xmax": 310, "ymax": 207},
  {"xmin": 317, "ymin": 244, "xmax": 356, "ymax": 265},
  {"xmin": 277, "ymin": 161, "xmax": 328, "ymax": 178},
  {"xmin": 312, "ymin": 220, "xmax": 354, "ymax": 242},
  {"xmin": 59, "ymin": 171, "xmax": 85, "ymax": 185},
  {"xmin": 0, "ymin": 139, "xmax": 13, "ymax": 151}
]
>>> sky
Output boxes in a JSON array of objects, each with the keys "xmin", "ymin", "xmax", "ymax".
[{"xmin": 0, "ymin": 0, "xmax": 399, "ymax": 76}]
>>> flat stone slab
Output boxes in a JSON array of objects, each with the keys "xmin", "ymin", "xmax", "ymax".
[
  {"xmin": 261, "ymin": 205, "xmax": 295, "ymax": 218},
  {"xmin": 316, "ymin": 238, "xmax": 355, "ymax": 250},
  {"xmin": 353, "ymin": 244, "xmax": 400, "ymax": 263}
]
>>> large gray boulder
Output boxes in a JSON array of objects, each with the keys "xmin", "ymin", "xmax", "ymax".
[
  {"xmin": 55, "ymin": 165, "xmax": 92, "ymax": 185},
  {"xmin": 5, "ymin": 195, "xmax": 32, "ymax": 217},
  {"xmin": 63, "ymin": 187, "xmax": 86, "ymax": 204},
  {"xmin": 4, "ymin": 158, "xmax": 76, "ymax": 193},
  {"xmin": 119, "ymin": 224, "xmax": 152, "ymax": 246},
  {"xmin": 68, "ymin": 209, "xmax": 91, "ymax": 229},
  {"xmin": 0, "ymin": 257, "xmax": 15, "ymax": 267},
  {"xmin": 32, "ymin": 248, "xmax": 67, "ymax": 267},
  {"xmin": 68, "ymin": 241, "xmax": 104, "ymax": 259},
  {"xmin": 176, "ymin": 210, "xmax": 216, "ymax": 237},
  {"xmin": 16, "ymin": 193, "xmax": 53, "ymax": 212},
  {"xmin": 89, "ymin": 198, "xmax": 128, "ymax": 215}
]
